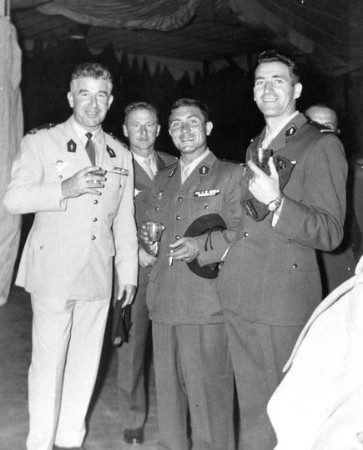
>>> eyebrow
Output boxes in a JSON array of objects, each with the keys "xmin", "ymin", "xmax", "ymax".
[{"xmin": 255, "ymin": 74, "xmax": 289, "ymax": 81}]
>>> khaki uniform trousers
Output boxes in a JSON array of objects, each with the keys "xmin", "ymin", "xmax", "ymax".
[
  {"xmin": 152, "ymin": 322, "xmax": 235, "ymax": 450},
  {"xmin": 27, "ymin": 294, "xmax": 110, "ymax": 450}
]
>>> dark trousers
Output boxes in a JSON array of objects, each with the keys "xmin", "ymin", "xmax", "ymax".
[
  {"xmin": 152, "ymin": 321, "xmax": 235, "ymax": 450},
  {"xmin": 224, "ymin": 311, "xmax": 303, "ymax": 450},
  {"xmin": 117, "ymin": 266, "xmax": 151, "ymax": 429}
]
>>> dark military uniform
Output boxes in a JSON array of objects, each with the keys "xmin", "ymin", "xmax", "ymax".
[
  {"xmin": 117, "ymin": 151, "xmax": 177, "ymax": 431},
  {"xmin": 218, "ymin": 113, "xmax": 347, "ymax": 450},
  {"xmin": 145, "ymin": 150, "xmax": 243, "ymax": 450}
]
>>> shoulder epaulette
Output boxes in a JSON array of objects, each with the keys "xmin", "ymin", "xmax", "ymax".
[
  {"xmin": 307, "ymin": 119, "xmax": 336, "ymax": 134},
  {"xmin": 27, "ymin": 123, "xmax": 56, "ymax": 135},
  {"xmin": 220, "ymin": 158, "xmax": 243, "ymax": 165},
  {"xmin": 158, "ymin": 160, "xmax": 178, "ymax": 175}
]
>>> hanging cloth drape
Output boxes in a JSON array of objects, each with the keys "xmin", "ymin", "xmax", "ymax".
[{"xmin": 0, "ymin": 16, "xmax": 23, "ymax": 305}]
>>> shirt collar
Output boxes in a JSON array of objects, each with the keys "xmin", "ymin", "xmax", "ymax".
[
  {"xmin": 262, "ymin": 111, "xmax": 299, "ymax": 149},
  {"xmin": 70, "ymin": 116, "xmax": 102, "ymax": 143},
  {"xmin": 180, "ymin": 148, "xmax": 210, "ymax": 173}
]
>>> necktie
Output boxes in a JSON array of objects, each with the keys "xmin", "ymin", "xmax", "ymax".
[
  {"xmin": 85, "ymin": 132, "xmax": 96, "ymax": 165},
  {"xmin": 143, "ymin": 157, "xmax": 155, "ymax": 179}
]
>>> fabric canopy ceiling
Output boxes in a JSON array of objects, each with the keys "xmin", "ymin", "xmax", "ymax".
[{"xmin": 11, "ymin": 0, "xmax": 363, "ymax": 76}]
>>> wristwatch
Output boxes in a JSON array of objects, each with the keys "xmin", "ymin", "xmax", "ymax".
[{"xmin": 267, "ymin": 193, "xmax": 284, "ymax": 212}]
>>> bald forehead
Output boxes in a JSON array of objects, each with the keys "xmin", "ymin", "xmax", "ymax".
[{"xmin": 306, "ymin": 106, "xmax": 338, "ymax": 129}]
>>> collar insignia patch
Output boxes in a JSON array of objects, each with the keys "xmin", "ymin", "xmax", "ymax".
[
  {"xmin": 106, "ymin": 145, "xmax": 116, "ymax": 158},
  {"xmin": 199, "ymin": 164, "xmax": 210, "ymax": 175},
  {"xmin": 286, "ymin": 125, "xmax": 297, "ymax": 137},
  {"xmin": 67, "ymin": 140, "xmax": 77, "ymax": 153}
]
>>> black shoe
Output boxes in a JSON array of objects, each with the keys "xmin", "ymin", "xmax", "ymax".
[{"xmin": 123, "ymin": 427, "xmax": 144, "ymax": 445}]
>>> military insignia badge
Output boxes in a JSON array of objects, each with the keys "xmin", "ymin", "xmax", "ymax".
[
  {"xmin": 199, "ymin": 164, "xmax": 210, "ymax": 174},
  {"xmin": 194, "ymin": 189, "xmax": 221, "ymax": 197},
  {"xmin": 106, "ymin": 146, "xmax": 116, "ymax": 158},
  {"xmin": 109, "ymin": 167, "xmax": 129, "ymax": 176},
  {"xmin": 286, "ymin": 125, "xmax": 297, "ymax": 137},
  {"xmin": 169, "ymin": 168, "xmax": 177, "ymax": 177},
  {"xmin": 67, "ymin": 140, "xmax": 77, "ymax": 153}
]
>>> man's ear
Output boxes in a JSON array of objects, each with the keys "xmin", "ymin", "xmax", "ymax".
[
  {"xmin": 108, "ymin": 94, "xmax": 114, "ymax": 108},
  {"xmin": 67, "ymin": 91, "xmax": 74, "ymax": 108},
  {"xmin": 206, "ymin": 121, "xmax": 213, "ymax": 136},
  {"xmin": 123, "ymin": 124, "xmax": 128, "ymax": 138},
  {"xmin": 293, "ymin": 83, "xmax": 303, "ymax": 100},
  {"xmin": 156, "ymin": 124, "xmax": 161, "ymax": 137}
]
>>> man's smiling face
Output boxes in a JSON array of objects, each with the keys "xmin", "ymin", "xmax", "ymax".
[
  {"xmin": 253, "ymin": 61, "xmax": 302, "ymax": 121},
  {"xmin": 168, "ymin": 105, "xmax": 213, "ymax": 159}
]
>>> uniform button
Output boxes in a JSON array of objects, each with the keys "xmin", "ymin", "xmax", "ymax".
[
  {"xmin": 93, "ymin": 217, "xmax": 98, "ymax": 222},
  {"xmin": 59, "ymin": 175, "xmax": 63, "ymax": 179},
  {"xmin": 176, "ymin": 215, "xmax": 181, "ymax": 220},
  {"xmin": 292, "ymin": 264, "xmax": 297, "ymax": 269},
  {"xmin": 94, "ymin": 199, "xmax": 98, "ymax": 204},
  {"xmin": 40, "ymin": 245, "xmax": 44, "ymax": 250},
  {"xmin": 178, "ymin": 197, "xmax": 183, "ymax": 202},
  {"xmin": 348, "ymin": 267, "xmax": 352, "ymax": 271},
  {"xmin": 204, "ymin": 204, "xmax": 209, "ymax": 209},
  {"xmin": 175, "ymin": 235, "xmax": 180, "ymax": 240},
  {"xmin": 91, "ymin": 235, "xmax": 96, "ymax": 240},
  {"xmin": 243, "ymin": 232, "xmax": 249, "ymax": 238},
  {"xmin": 156, "ymin": 206, "xmax": 160, "ymax": 211}
]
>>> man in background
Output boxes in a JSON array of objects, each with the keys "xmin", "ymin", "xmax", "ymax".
[
  {"xmin": 3, "ymin": 63, "xmax": 138, "ymax": 450},
  {"xmin": 305, "ymin": 103, "xmax": 361, "ymax": 294},
  {"xmin": 117, "ymin": 102, "xmax": 177, "ymax": 445}
]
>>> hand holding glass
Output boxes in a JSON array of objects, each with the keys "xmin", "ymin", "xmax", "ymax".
[
  {"xmin": 251, "ymin": 147, "xmax": 272, "ymax": 168},
  {"xmin": 145, "ymin": 221, "xmax": 165, "ymax": 256}
]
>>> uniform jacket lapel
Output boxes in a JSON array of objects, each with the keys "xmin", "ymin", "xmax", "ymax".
[{"xmin": 179, "ymin": 151, "xmax": 217, "ymax": 191}]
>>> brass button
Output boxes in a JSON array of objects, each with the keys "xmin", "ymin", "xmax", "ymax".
[
  {"xmin": 59, "ymin": 175, "xmax": 63, "ymax": 179},
  {"xmin": 40, "ymin": 245, "xmax": 44, "ymax": 250},
  {"xmin": 156, "ymin": 206, "xmax": 160, "ymax": 211},
  {"xmin": 94, "ymin": 199, "xmax": 98, "ymax": 204},
  {"xmin": 93, "ymin": 217, "xmax": 98, "ymax": 222},
  {"xmin": 175, "ymin": 235, "xmax": 180, "ymax": 240},
  {"xmin": 91, "ymin": 235, "xmax": 96, "ymax": 240},
  {"xmin": 178, "ymin": 197, "xmax": 183, "ymax": 202},
  {"xmin": 243, "ymin": 232, "xmax": 249, "ymax": 238},
  {"xmin": 176, "ymin": 215, "xmax": 181, "ymax": 220},
  {"xmin": 292, "ymin": 264, "xmax": 297, "ymax": 269},
  {"xmin": 204, "ymin": 204, "xmax": 209, "ymax": 209}
]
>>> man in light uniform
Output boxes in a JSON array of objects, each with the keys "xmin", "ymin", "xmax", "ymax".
[{"xmin": 3, "ymin": 62, "xmax": 138, "ymax": 450}]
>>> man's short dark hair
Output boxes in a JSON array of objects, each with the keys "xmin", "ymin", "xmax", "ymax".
[
  {"xmin": 256, "ymin": 50, "xmax": 300, "ymax": 85},
  {"xmin": 169, "ymin": 98, "xmax": 210, "ymax": 123},
  {"xmin": 124, "ymin": 102, "xmax": 159, "ymax": 124},
  {"xmin": 71, "ymin": 62, "xmax": 113, "ymax": 86}
]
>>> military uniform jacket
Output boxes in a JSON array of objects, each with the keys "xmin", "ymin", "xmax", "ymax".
[
  {"xmin": 3, "ymin": 118, "xmax": 138, "ymax": 299},
  {"xmin": 145, "ymin": 151, "xmax": 244, "ymax": 324},
  {"xmin": 133, "ymin": 151, "xmax": 177, "ymax": 227},
  {"xmin": 218, "ymin": 113, "xmax": 347, "ymax": 326}
]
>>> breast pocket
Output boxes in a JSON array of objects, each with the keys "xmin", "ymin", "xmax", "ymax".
[{"xmin": 191, "ymin": 193, "xmax": 222, "ymax": 216}]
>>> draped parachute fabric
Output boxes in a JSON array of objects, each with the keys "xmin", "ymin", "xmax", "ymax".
[
  {"xmin": 0, "ymin": 17, "xmax": 23, "ymax": 305},
  {"xmin": 35, "ymin": 0, "xmax": 363, "ymax": 76},
  {"xmin": 38, "ymin": 0, "xmax": 200, "ymax": 31}
]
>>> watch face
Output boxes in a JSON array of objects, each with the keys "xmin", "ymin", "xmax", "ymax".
[{"xmin": 268, "ymin": 200, "xmax": 280, "ymax": 212}]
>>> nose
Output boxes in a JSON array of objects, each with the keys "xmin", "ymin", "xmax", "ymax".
[
  {"xmin": 180, "ymin": 122, "xmax": 191, "ymax": 132},
  {"xmin": 140, "ymin": 125, "xmax": 147, "ymax": 135},
  {"xmin": 264, "ymin": 80, "xmax": 274, "ymax": 93},
  {"xmin": 89, "ymin": 95, "xmax": 98, "ymax": 108}
]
